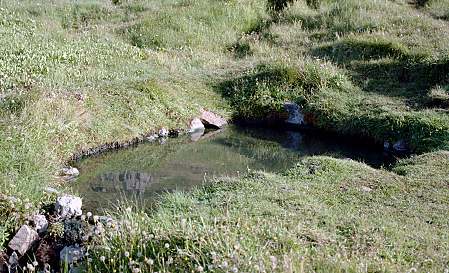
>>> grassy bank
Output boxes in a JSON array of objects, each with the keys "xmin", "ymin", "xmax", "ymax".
[
  {"xmin": 0, "ymin": 0, "xmax": 448, "ymax": 271},
  {"xmin": 86, "ymin": 153, "xmax": 449, "ymax": 272}
]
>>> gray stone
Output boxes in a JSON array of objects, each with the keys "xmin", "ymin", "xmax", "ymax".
[
  {"xmin": 200, "ymin": 110, "xmax": 227, "ymax": 129},
  {"xmin": 146, "ymin": 134, "xmax": 159, "ymax": 142},
  {"xmin": 158, "ymin": 128, "xmax": 169, "ymax": 137},
  {"xmin": 8, "ymin": 225, "xmax": 39, "ymax": 255},
  {"xmin": 360, "ymin": 186, "xmax": 373, "ymax": 192},
  {"xmin": 60, "ymin": 246, "xmax": 84, "ymax": 264},
  {"xmin": 62, "ymin": 167, "xmax": 79, "ymax": 178},
  {"xmin": 8, "ymin": 252, "xmax": 18, "ymax": 269},
  {"xmin": 190, "ymin": 129, "xmax": 205, "ymax": 142},
  {"xmin": 43, "ymin": 187, "xmax": 59, "ymax": 194},
  {"xmin": 284, "ymin": 102, "xmax": 304, "ymax": 125},
  {"xmin": 55, "ymin": 195, "xmax": 82, "ymax": 219},
  {"xmin": 190, "ymin": 118, "xmax": 205, "ymax": 141},
  {"xmin": 393, "ymin": 140, "xmax": 408, "ymax": 153},
  {"xmin": 33, "ymin": 214, "xmax": 48, "ymax": 234},
  {"xmin": 189, "ymin": 118, "xmax": 205, "ymax": 132}
]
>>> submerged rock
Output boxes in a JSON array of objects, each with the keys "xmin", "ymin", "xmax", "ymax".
[
  {"xmin": 284, "ymin": 102, "xmax": 305, "ymax": 126},
  {"xmin": 383, "ymin": 141, "xmax": 391, "ymax": 151},
  {"xmin": 200, "ymin": 110, "xmax": 227, "ymax": 129},
  {"xmin": 55, "ymin": 195, "xmax": 82, "ymax": 219},
  {"xmin": 8, "ymin": 225, "xmax": 39, "ymax": 256},
  {"xmin": 393, "ymin": 140, "xmax": 408, "ymax": 153}
]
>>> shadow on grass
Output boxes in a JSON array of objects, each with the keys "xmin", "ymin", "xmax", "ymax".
[{"xmin": 311, "ymin": 39, "xmax": 449, "ymax": 109}]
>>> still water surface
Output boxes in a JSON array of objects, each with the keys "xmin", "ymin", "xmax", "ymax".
[{"xmin": 72, "ymin": 126, "xmax": 391, "ymax": 213}]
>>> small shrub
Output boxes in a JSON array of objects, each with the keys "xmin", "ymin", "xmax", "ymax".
[
  {"xmin": 227, "ymin": 41, "xmax": 253, "ymax": 58},
  {"xmin": 267, "ymin": 0, "xmax": 320, "ymax": 12}
]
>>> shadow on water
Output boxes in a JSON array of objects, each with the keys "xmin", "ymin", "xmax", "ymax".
[{"xmin": 72, "ymin": 125, "xmax": 394, "ymax": 213}]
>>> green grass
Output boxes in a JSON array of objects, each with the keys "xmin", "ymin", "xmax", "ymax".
[
  {"xmin": 0, "ymin": 0, "xmax": 449, "ymax": 271},
  {"xmin": 85, "ymin": 154, "xmax": 449, "ymax": 272}
]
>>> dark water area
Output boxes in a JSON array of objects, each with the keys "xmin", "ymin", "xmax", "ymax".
[{"xmin": 72, "ymin": 126, "xmax": 393, "ymax": 213}]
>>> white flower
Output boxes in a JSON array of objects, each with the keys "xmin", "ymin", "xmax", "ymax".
[
  {"xmin": 126, "ymin": 207, "xmax": 132, "ymax": 213},
  {"xmin": 124, "ymin": 251, "xmax": 130, "ymax": 257},
  {"xmin": 196, "ymin": 265, "xmax": 204, "ymax": 272},
  {"xmin": 86, "ymin": 212, "xmax": 92, "ymax": 218},
  {"xmin": 132, "ymin": 268, "xmax": 140, "ymax": 273},
  {"xmin": 93, "ymin": 215, "xmax": 99, "ymax": 222},
  {"xmin": 32, "ymin": 261, "xmax": 38, "ymax": 267},
  {"xmin": 100, "ymin": 256, "xmax": 106, "ymax": 262},
  {"xmin": 164, "ymin": 243, "xmax": 170, "ymax": 249},
  {"xmin": 26, "ymin": 263, "xmax": 35, "ymax": 271},
  {"xmin": 144, "ymin": 257, "xmax": 154, "ymax": 265}
]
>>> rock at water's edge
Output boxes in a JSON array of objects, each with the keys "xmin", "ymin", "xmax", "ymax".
[
  {"xmin": 56, "ymin": 195, "xmax": 82, "ymax": 219},
  {"xmin": 158, "ymin": 128, "xmax": 169, "ymax": 137},
  {"xmin": 284, "ymin": 102, "xmax": 305, "ymax": 126},
  {"xmin": 393, "ymin": 140, "xmax": 408, "ymax": 153},
  {"xmin": 8, "ymin": 225, "xmax": 39, "ymax": 256},
  {"xmin": 200, "ymin": 110, "xmax": 227, "ymax": 129},
  {"xmin": 190, "ymin": 118, "xmax": 205, "ymax": 141},
  {"xmin": 189, "ymin": 118, "xmax": 205, "ymax": 132},
  {"xmin": 62, "ymin": 167, "xmax": 79, "ymax": 180}
]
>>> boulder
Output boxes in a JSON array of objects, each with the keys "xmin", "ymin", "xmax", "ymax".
[
  {"xmin": 55, "ymin": 195, "xmax": 82, "ymax": 219},
  {"xmin": 189, "ymin": 118, "xmax": 205, "ymax": 132},
  {"xmin": 190, "ymin": 118, "xmax": 205, "ymax": 141},
  {"xmin": 8, "ymin": 225, "xmax": 39, "ymax": 256},
  {"xmin": 60, "ymin": 246, "xmax": 84, "ymax": 264},
  {"xmin": 284, "ymin": 102, "xmax": 304, "ymax": 126},
  {"xmin": 33, "ymin": 214, "xmax": 48, "ymax": 234},
  {"xmin": 200, "ymin": 110, "xmax": 227, "ymax": 129}
]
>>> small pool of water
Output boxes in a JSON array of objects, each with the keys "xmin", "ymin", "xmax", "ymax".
[{"xmin": 72, "ymin": 126, "xmax": 393, "ymax": 213}]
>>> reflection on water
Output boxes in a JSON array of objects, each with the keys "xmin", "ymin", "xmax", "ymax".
[
  {"xmin": 93, "ymin": 171, "xmax": 153, "ymax": 194},
  {"xmin": 73, "ymin": 126, "xmax": 391, "ymax": 213}
]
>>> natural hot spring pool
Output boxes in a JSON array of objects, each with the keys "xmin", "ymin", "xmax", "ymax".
[{"xmin": 72, "ymin": 126, "xmax": 393, "ymax": 213}]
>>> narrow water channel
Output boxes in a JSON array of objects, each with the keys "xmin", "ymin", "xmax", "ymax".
[{"xmin": 72, "ymin": 126, "xmax": 393, "ymax": 213}]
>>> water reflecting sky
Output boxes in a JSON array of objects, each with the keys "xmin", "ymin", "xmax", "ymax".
[{"xmin": 72, "ymin": 126, "xmax": 391, "ymax": 213}]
